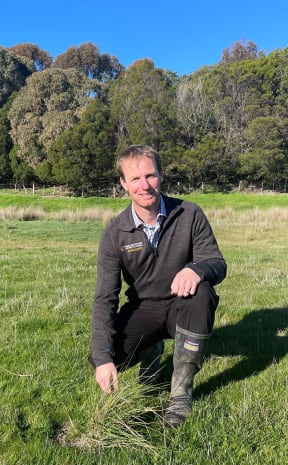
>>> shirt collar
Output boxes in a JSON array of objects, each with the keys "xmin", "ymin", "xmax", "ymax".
[{"xmin": 132, "ymin": 194, "xmax": 167, "ymax": 228}]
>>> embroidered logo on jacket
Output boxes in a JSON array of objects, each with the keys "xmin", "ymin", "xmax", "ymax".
[{"xmin": 120, "ymin": 242, "xmax": 144, "ymax": 253}]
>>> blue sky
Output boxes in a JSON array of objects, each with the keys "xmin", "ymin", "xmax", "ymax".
[{"xmin": 1, "ymin": 0, "xmax": 288, "ymax": 76}]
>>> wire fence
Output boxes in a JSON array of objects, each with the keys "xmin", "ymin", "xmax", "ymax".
[{"xmin": 0, "ymin": 178, "xmax": 287, "ymax": 197}]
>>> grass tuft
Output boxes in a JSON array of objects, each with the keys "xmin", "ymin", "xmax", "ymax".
[
  {"xmin": 0, "ymin": 206, "xmax": 123, "ymax": 225},
  {"xmin": 57, "ymin": 374, "xmax": 168, "ymax": 457},
  {"xmin": 0, "ymin": 206, "xmax": 45, "ymax": 221}
]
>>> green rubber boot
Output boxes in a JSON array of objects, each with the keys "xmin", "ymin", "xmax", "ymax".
[{"xmin": 164, "ymin": 325, "xmax": 209, "ymax": 428}]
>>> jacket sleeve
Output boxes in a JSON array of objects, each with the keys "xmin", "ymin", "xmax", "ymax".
[
  {"xmin": 91, "ymin": 228, "xmax": 122, "ymax": 368},
  {"xmin": 186, "ymin": 205, "xmax": 227, "ymax": 285}
]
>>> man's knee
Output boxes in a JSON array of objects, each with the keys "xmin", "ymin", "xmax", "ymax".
[
  {"xmin": 194, "ymin": 281, "xmax": 219, "ymax": 309},
  {"xmin": 175, "ymin": 282, "xmax": 219, "ymax": 334}
]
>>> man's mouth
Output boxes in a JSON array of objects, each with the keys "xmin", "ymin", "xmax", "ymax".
[{"xmin": 140, "ymin": 193, "xmax": 153, "ymax": 198}]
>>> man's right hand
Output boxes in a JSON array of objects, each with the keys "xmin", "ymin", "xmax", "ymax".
[{"xmin": 95, "ymin": 362, "xmax": 119, "ymax": 394}]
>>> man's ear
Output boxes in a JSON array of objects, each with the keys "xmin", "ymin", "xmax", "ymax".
[{"xmin": 120, "ymin": 177, "xmax": 127, "ymax": 191}]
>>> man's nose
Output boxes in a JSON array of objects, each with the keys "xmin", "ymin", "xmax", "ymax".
[{"xmin": 139, "ymin": 177, "xmax": 150, "ymax": 189}]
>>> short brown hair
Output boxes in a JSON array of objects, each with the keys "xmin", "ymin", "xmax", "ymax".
[{"xmin": 116, "ymin": 145, "xmax": 162, "ymax": 179}]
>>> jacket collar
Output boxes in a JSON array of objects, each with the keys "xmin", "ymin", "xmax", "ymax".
[{"xmin": 116, "ymin": 194, "xmax": 184, "ymax": 232}]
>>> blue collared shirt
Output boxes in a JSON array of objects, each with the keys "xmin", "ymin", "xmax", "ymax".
[{"xmin": 132, "ymin": 194, "xmax": 167, "ymax": 249}]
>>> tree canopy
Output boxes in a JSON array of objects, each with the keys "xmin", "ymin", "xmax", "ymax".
[
  {"xmin": 8, "ymin": 68, "xmax": 90, "ymax": 167},
  {"xmin": 0, "ymin": 47, "xmax": 34, "ymax": 107},
  {"xmin": 52, "ymin": 42, "xmax": 124, "ymax": 82},
  {"xmin": 109, "ymin": 59, "xmax": 178, "ymax": 155},
  {"xmin": 8, "ymin": 43, "xmax": 52, "ymax": 70},
  {"xmin": 1, "ymin": 40, "xmax": 288, "ymax": 192}
]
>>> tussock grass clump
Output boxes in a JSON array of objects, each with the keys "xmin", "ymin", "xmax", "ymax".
[
  {"xmin": 0, "ymin": 206, "xmax": 45, "ymax": 221},
  {"xmin": 0, "ymin": 206, "xmax": 122, "ymax": 225},
  {"xmin": 52, "ymin": 207, "xmax": 123, "ymax": 225},
  {"xmin": 1, "ymin": 204, "xmax": 287, "ymax": 227},
  {"xmin": 248, "ymin": 206, "xmax": 288, "ymax": 222},
  {"xmin": 206, "ymin": 206, "xmax": 236, "ymax": 221},
  {"xmin": 58, "ymin": 376, "xmax": 167, "ymax": 456},
  {"xmin": 52, "ymin": 208, "xmax": 104, "ymax": 223},
  {"xmin": 206, "ymin": 206, "xmax": 288, "ymax": 225}
]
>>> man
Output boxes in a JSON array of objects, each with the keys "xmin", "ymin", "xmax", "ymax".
[{"xmin": 90, "ymin": 144, "xmax": 227, "ymax": 428}]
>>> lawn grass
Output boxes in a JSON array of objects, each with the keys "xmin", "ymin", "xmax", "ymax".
[
  {"xmin": 0, "ymin": 192, "xmax": 287, "ymax": 465},
  {"xmin": 1, "ymin": 189, "xmax": 288, "ymax": 212}
]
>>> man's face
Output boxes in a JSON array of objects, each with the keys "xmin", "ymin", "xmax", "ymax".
[{"xmin": 120, "ymin": 155, "xmax": 163, "ymax": 210}]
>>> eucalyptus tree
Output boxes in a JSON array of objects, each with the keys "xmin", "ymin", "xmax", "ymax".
[
  {"xmin": 0, "ymin": 47, "xmax": 34, "ymax": 108},
  {"xmin": 8, "ymin": 43, "xmax": 52, "ymax": 70},
  {"xmin": 176, "ymin": 41, "xmax": 266, "ymax": 150},
  {"xmin": 176, "ymin": 63, "xmax": 248, "ymax": 184},
  {"xmin": 221, "ymin": 40, "xmax": 265, "ymax": 64},
  {"xmin": 8, "ymin": 68, "xmax": 91, "ymax": 169},
  {"xmin": 175, "ymin": 54, "xmax": 271, "ymax": 186},
  {"xmin": 0, "ymin": 96, "xmax": 14, "ymax": 182},
  {"xmin": 269, "ymin": 48, "xmax": 288, "ymax": 118},
  {"xmin": 176, "ymin": 69, "xmax": 217, "ymax": 147},
  {"xmin": 109, "ymin": 58, "xmax": 178, "ymax": 160},
  {"xmin": 53, "ymin": 42, "xmax": 124, "ymax": 82}
]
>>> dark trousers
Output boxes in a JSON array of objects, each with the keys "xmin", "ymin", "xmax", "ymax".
[{"xmin": 113, "ymin": 281, "xmax": 219, "ymax": 367}]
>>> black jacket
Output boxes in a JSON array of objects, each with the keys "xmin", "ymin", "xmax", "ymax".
[{"xmin": 91, "ymin": 194, "xmax": 227, "ymax": 367}]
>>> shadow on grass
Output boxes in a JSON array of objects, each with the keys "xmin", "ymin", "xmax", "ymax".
[
  {"xmin": 159, "ymin": 307, "xmax": 288, "ymax": 398},
  {"xmin": 194, "ymin": 306, "xmax": 288, "ymax": 398}
]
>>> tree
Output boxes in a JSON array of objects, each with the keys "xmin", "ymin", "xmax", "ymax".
[
  {"xmin": 53, "ymin": 42, "xmax": 124, "ymax": 82},
  {"xmin": 9, "ymin": 145, "xmax": 36, "ymax": 184},
  {"xmin": 239, "ymin": 116, "xmax": 286, "ymax": 185},
  {"xmin": 8, "ymin": 43, "xmax": 52, "ymax": 70},
  {"xmin": 97, "ymin": 53, "xmax": 124, "ymax": 82},
  {"xmin": 272, "ymin": 48, "xmax": 288, "ymax": 118},
  {"xmin": 0, "ymin": 47, "xmax": 34, "ymax": 107},
  {"xmin": 47, "ymin": 98, "xmax": 115, "ymax": 189},
  {"xmin": 0, "ymin": 96, "xmax": 14, "ymax": 182},
  {"xmin": 8, "ymin": 68, "xmax": 91, "ymax": 167},
  {"xmin": 182, "ymin": 135, "xmax": 231, "ymax": 187},
  {"xmin": 221, "ymin": 40, "xmax": 265, "ymax": 63},
  {"xmin": 178, "ymin": 55, "xmax": 279, "ymax": 182},
  {"xmin": 176, "ymin": 71, "xmax": 217, "ymax": 146},
  {"xmin": 109, "ymin": 59, "xmax": 178, "ymax": 158}
]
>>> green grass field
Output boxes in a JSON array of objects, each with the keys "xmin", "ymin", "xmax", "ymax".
[
  {"xmin": 1, "ymin": 189, "xmax": 288, "ymax": 211},
  {"xmin": 0, "ymin": 192, "xmax": 287, "ymax": 465}
]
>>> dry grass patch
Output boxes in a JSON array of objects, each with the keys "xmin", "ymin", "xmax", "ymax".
[
  {"xmin": 0, "ymin": 206, "xmax": 123, "ymax": 225},
  {"xmin": 0, "ymin": 206, "xmax": 45, "ymax": 221},
  {"xmin": 52, "ymin": 207, "xmax": 123, "ymax": 225},
  {"xmin": 1, "ymin": 205, "xmax": 287, "ymax": 226},
  {"xmin": 206, "ymin": 206, "xmax": 236, "ymax": 221},
  {"xmin": 206, "ymin": 206, "xmax": 288, "ymax": 226}
]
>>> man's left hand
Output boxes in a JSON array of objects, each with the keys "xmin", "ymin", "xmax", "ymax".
[{"xmin": 170, "ymin": 267, "xmax": 201, "ymax": 297}]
